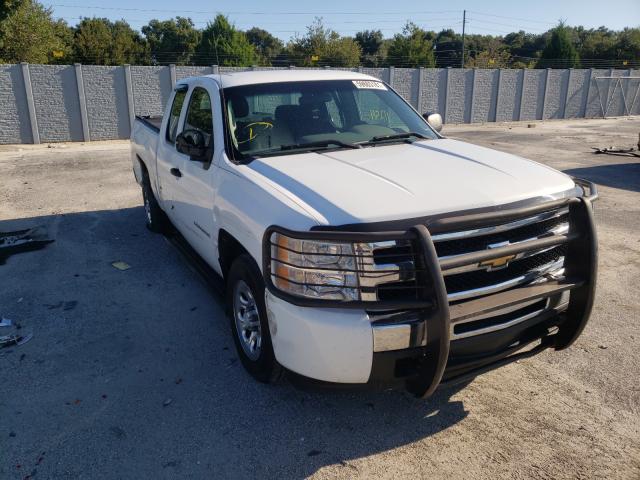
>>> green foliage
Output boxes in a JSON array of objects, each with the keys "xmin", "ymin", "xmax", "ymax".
[
  {"xmin": 142, "ymin": 17, "xmax": 201, "ymax": 65},
  {"xmin": 387, "ymin": 23, "xmax": 435, "ymax": 67},
  {"xmin": 73, "ymin": 17, "xmax": 146, "ymax": 65},
  {"xmin": 355, "ymin": 30, "xmax": 385, "ymax": 66},
  {"xmin": 614, "ymin": 28, "xmax": 640, "ymax": 62},
  {"xmin": 1, "ymin": 1, "xmax": 638, "ymax": 68},
  {"xmin": 538, "ymin": 22, "xmax": 580, "ymax": 68},
  {"xmin": 288, "ymin": 18, "xmax": 361, "ymax": 67},
  {"xmin": 198, "ymin": 15, "xmax": 258, "ymax": 66},
  {"xmin": 245, "ymin": 27, "xmax": 283, "ymax": 65},
  {"xmin": 0, "ymin": 0, "xmax": 68, "ymax": 63},
  {"xmin": 0, "ymin": 0, "xmax": 21, "ymax": 22}
]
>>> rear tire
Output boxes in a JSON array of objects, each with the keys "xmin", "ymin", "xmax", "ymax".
[
  {"xmin": 226, "ymin": 254, "xmax": 283, "ymax": 383},
  {"xmin": 141, "ymin": 174, "xmax": 169, "ymax": 233}
]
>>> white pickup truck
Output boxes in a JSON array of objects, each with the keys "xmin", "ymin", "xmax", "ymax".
[{"xmin": 130, "ymin": 70, "xmax": 598, "ymax": 397}]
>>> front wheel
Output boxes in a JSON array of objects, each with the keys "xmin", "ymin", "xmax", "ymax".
[{"xmin": 226, "ymin": 254, "xmax": 282, "ymax": 383}]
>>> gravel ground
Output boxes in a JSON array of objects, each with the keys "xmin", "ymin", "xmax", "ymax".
[{"xmin": 1, "ymin": 118, "xmax": 639, "ymax": 479}]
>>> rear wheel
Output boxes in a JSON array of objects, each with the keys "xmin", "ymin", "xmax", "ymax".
[
  {"xmin": 226, "ymin": 254, "xmax": 282, "ymax": 383},
  {"xmin": 141, "ymin": 174, "xmax": 169, "ymax": 233}
]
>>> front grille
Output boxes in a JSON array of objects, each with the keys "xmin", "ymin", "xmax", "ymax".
[
  {"xmin": 444, "ymin": 245, "xmax": 566, "ymax": 300},
  {"xmin": 369, "ymin": 207, "xmax": 569, "ymax": 304},
  {"xmin": 434, "ymin": 212, "xmax": 568, "ymax": 257}
]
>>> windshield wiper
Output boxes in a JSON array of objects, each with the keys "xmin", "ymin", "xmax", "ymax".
[
  {"xmin": 280, "ymin": 140, "xmax": 362, "ymax": 151},
  {"xmin": 250, "ymin": 139, "xmax": 362, "ymax": 158},
  {"xmin": 365, "ymin": 132, "xmax": 429, "ymax": 144}
]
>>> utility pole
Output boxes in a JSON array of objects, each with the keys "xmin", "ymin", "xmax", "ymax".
[{"xmin": 461, "ymin": 10, "xmax": 466, "ymax": 68}]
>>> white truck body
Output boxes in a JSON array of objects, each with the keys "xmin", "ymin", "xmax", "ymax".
[{"xmin": 131, "ymin": 70, "xmax": 597, "ymax": 395}]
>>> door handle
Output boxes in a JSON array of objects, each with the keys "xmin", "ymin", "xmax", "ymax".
[{"xmin": 170, "ymin": 168, "xmax": 182, "ymax": 178}]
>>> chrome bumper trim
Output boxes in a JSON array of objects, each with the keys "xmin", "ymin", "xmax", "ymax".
[{"xmin": 372, "ymin": 321, "xmax": 426, "ymax": 352}]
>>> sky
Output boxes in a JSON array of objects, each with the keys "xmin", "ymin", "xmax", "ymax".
[{"xmin": 42, "ymin": 0, "xmax": 640, "ymax": 42}]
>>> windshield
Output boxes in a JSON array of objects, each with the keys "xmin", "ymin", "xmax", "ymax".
[{"xmin": 222, "ymin": 79, "xmax": 438, "ymax": 160}]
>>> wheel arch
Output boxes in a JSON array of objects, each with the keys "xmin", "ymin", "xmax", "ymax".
[{"xmin": 218, "ymin": 229, "xmax": 252, "ymax": 280}]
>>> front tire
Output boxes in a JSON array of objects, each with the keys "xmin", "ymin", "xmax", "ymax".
[{"xmin": 226, "ymin": 254, "xmax": 282, "ymax": 383}]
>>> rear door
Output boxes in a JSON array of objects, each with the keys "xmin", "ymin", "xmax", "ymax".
[
  {"xmin": 156, "ymin": 85, "xmax": 188, "ymax": 223},
  {"xmin": 170, "ymin": 80, "xmax": 220, "ymax": 266}
]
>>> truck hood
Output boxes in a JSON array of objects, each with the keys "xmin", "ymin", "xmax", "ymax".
[{"xmin": 247, "ymin": 138, "xmax": 576, "ymax": 226}]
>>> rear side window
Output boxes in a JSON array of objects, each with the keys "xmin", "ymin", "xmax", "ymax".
[{"xmin": 166, "ymin": 88, "xmax": 187, "ymax": 144}]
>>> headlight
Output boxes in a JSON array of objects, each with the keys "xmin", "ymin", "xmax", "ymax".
[{"xmin": 270, "ymin": 232, "xmax": 360, "ymax": 301}]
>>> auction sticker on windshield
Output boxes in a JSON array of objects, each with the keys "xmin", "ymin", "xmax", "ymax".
[{"xmin": 352, "ymin": 80, "xmax": 387, "ymax": 90}]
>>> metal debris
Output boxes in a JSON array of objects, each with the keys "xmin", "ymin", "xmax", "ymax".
[
  {"xmin": 0, "ymin": 318, "xmax": 12, "ymax": 327},
  {"xmin": 0, "ymin": 227, "xmax": 54, "ymax": 264},
  {"xmin": 591, "ymin": 146, "xmax": 640, "ymax": 157},
  {"xmin": 111, "ymin": 261, "xmax": 131, "ymax": 271},
  {"xmin": 0, "ymin": 332, "xmax": 33, "ymax": 349}
]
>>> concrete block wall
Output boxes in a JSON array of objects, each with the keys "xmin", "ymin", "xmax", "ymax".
[
  {"xmin": 83, "ymin": 65, "xmax": 130, "ymax": 140},
  {"xmin": 0, "ymin": 64, "xmax": 637, "ymax": 144},
  {"xmin": 29, "ymin": 64, "xmax": 84, "ymax": 142},
  {"xmin": 0, "ymin": 64, "xmax": 32, "ymax": 144}
]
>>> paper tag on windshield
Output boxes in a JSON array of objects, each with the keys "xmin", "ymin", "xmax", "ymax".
[{"xmin": 352, "ymin": 80, "xmax": 387, "ymax": 90}]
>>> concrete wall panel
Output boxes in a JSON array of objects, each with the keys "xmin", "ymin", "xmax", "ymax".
[
  {"xmin": 496, "ymin": 69, "xmax": 522, "ymax": 122},
  {"xmin": 30, "ymin": 65, "xmax": 83, "ymax": 142},
  {"xmin": 471, "ymin": 69, "xmax": 499, "ymax": 123},
  {"xmin": 564, "ymin": 69, "xmax": 587, "ymax": 118},
  {"xmin": 520, "ymin": 69, "xmax": 546, "ymax": 121},
  {"xmin": 393, "ymin": 68, "xmax": 419, "ymax": 106},
  {"xmin": 419, "ymin": 69, "xmax": 446, "ymax": 117},
  {"xmin": 176, "ymin": 66, "xmax": 214, "ymax": 81},
  {"xmin": 83, "ymin": 66, "xmax": 130, "ymax": 140},
  {"xmin": 542, "ymin": 69, "xmax": 568, "ymax": 119},
  {"xmin": 0, "ymin": 64, "xmax": 32, "ymax": 144},
  {"xmin": 131, "ymin": 66, "xmax": 171, "ymax": 117},
  {"xmin": 446, "ymin": 69, "xmax": 473, "ymax": 124},
  {"xmin": 361, "ymin": 68, "xmax": 386, "ymax": 81}
]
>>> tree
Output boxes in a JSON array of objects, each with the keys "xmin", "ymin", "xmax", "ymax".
[
  {"xmin": 198, "ymin": 15, "xmax": 258, "ymax": 66},
  {"xmin": 538, "ymin": 22, "xmax": 580, "ymax": 68},
  {"xmin": 73, "ymin": 17, "xmax": 145, "ymax": 65},
  {"xmin": 288, "ymin": 18, "xmax": 361, "ymax": 67},
  {"xmin": 503, "ymin": 30, "xmax": 546, "ymax": 65},
  {"xmin": 355, "ymin": 29, "xmax": 384, "ymax": 66},
  {"xmin": 142, "ymin": 17, "xmax": 200, "ymax": 65},
  {"xmin": 0, "ymin": 0, "xmax": 68, "ymax": 63},
  {"xmin": 245, "ymin": 27, "xmax": 283, "ymax": 65},
  {"xmin": 614, "ymin": 28, "xmax": 640, "ymax": 62},
  {"xmin": 73, "ymin": 18, "xmax": 112, "ymax": 64},
  {"xmin": 386, "ymin": 22, "xmax": 435, "ymax": 67},
  {"xmin": 0, "ymin": 0, "xmax": 21, "ymax": 22}
]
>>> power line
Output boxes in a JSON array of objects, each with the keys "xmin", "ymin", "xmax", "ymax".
[
  {"xmin": 466, "ymin": 17, "xmax": 549, "ymax": 33},
  {"xmin": 46, "ymin": 4, "xmax": 461, "ymax": 15},
  {"xmin": 466, "ymin": 10, "xmax": 556, "ymax": 26}
]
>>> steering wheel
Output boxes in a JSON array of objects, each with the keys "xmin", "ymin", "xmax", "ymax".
[{"xmin": 237, "ymin": 121, "xmax": 273, "ymax": 144}]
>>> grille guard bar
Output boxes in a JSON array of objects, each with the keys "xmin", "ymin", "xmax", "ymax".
[{"xmin": 262, "ymin": 178, "xmax": 598, "ymax": 397}]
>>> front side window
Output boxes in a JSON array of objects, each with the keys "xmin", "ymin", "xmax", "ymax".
[
  {"xmin": 184, "ymin": 87, "xmax": 214, "ymax": 145},
  {"xmin": 166, "ymin": 87, "xmax": 187, "ymax": 144},
  {"xmin": 222, "ymin": 80, "xmax": 437, "ymax": 160}
]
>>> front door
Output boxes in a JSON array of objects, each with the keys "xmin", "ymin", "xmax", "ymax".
[{"xmin": 170, "ymin": 84, "xmax": 218, "ymax": 267}]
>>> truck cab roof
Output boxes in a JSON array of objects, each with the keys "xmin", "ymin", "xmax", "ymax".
[{"xmin": 189, "ymin": 70, "xmax": 382, "ymax": 89}]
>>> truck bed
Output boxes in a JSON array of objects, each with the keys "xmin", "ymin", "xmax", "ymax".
[{"xmin": 136, "ymin": 115, "xmax": 163, "ymax": 133}]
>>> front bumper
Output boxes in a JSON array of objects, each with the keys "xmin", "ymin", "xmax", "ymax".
[{"xmin": 263, "ymin": 180, "xmax": 598, "ymax": 397}]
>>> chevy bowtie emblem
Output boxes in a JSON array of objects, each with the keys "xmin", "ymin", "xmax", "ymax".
[
  {"xmin": 479, "ymin": 254, "xmax": 517, "ymax": 271},
  {"xmin": 479, "ymin": 241, "xmax": 516, "ymax": 271}
]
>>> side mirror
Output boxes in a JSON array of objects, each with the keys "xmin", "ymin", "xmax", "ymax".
[
  {"xmin": 423, "ymin": 112, "xmax": 443, "ymax": 133},
  {"xmin": 176, "ymin": 129, "xmax": 209, "ymax": 162}
]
